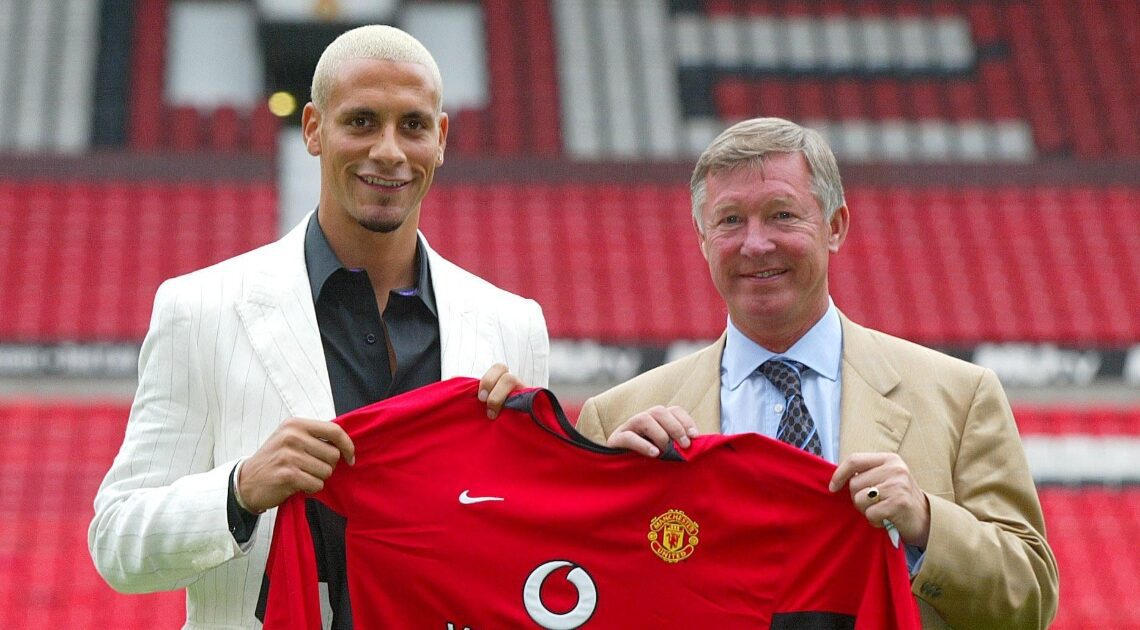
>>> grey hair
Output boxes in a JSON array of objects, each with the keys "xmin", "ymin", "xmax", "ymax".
[
  {"xmin": 310, "ymin": 25, "xmax": 443, "ymax": 112},
  {"xmin": 690, "ymin": 117, "xmax": 845, "ymax": 230}
]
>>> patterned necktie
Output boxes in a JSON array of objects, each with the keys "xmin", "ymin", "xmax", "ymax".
[{"xmin": 759, "ymin": 359, "xmax": 823, "ymax": 456}]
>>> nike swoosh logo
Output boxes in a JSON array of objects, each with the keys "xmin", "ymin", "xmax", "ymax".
[{"xmin": 459, "ymin": 490, "xmax": 505, "ymax": 505}]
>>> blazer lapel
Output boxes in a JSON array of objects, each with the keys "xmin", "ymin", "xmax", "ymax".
[
  {"xmin": 423, "ymin": 234, "xmax": 482, "ymax": 379},
  {"xmin": 837, "ymin": 314, "xmax": 912, "ymax": 458},
  {"xmin": 235, "ymin": 217, "xmax": 336, "ymax": 421},
  {"xmin": 672, "ymin": 334, "xmax": 726, "ymax": 436}
]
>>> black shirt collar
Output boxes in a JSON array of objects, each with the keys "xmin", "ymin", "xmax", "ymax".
[{"xmin": 303, "ymin": 212, "xmax": 437, "ymax": 316}]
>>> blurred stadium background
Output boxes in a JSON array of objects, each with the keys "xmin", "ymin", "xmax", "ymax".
[{"xmin": 1, "ymin": 0, "xmax": 1138, "ymax": 627}]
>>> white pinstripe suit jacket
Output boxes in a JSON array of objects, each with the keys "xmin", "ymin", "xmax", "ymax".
[{"xmin": 88, "ymin": 215, "xmax": 550, "ymax": 629}]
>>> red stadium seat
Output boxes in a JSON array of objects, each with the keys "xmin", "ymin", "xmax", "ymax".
[
  {"xmin": 168, "ymin": 106, "xmax": 204, "ymax": 153},
  {"xmin": 249, "ymin": 104, "xmax": 281, "ymax": 156},
  {"xmin": 207, "ymin": 105, "xmax": 243, "ymax": 154},
  {"xmin": 0, "ymin": 179, "xmax": 277, "ymax": 342},
  {"xmin": 0, "ymin": 402, "xmax": 186, "ymax": 628},
  {"xmin": 127, "ymin": 0, "xmax": 168, "ymax": 151}
]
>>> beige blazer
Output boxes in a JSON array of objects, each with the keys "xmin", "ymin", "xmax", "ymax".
[
  {"xmin": 577, "ymin": 313, "xmax": 1057, "ymax": 630},
  {"xmin": 89, "ymin": 215, "xmax": 549, "ymax": 629}
]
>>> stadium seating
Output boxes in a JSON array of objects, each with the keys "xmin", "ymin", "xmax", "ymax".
[
  {"xmin": 0, "ymin": 2, "xmax": 1136, "ymax": 628},
  {"xmin": 480, "ymin": 0, "xmax": 562, "ymax": 156},
  {"xmin": 19, "ymin": 0, "xmax": 1134, "ymax": 160},
  {"xmin": 0, "ymin": 180, "xmax": 277, "ymax": 342},
  {"xmin": 0, "ymin": 402, "xmax": 184, "ymax": 628},
  {"xmin": 419, "ymin": 182, "xmax": 1140, "ymax": 345},
  {"xmin": 1, "ymin": 179, "xmax": 1135, "ymax": 346},
  {"xmin": 1016, "ymin": 406, "xmax": 1140, "ymax": 436},
  {"xmin": 1039, "ymin": 486, "xmax": 1140, "ymax": 629},
  {"xmin": 694, "ymin": 0, "xmax": 1140, "ymax": 160},
  {"xmin": 0, "ymin": 400, "xmax": 1133, "ymax": 629},
  {"xmin": 128, "ymin": 0, "xmax": 168, "ymax": 151},
  {"xmin": 0, "ymin": 0, "xmax": 99, "ymax": 154},
  {"xmin": 125, "ymin": 0, "xmax": 279, "ymax": 155}
]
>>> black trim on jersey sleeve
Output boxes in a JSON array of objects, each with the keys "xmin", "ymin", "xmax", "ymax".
[
  {"xmin": 770, "ymin": 611, "xmax": 856, "ymax": 629},
  {"xmin": 506, "ymin": 389, "xmax": 686, "ymax": 461}
]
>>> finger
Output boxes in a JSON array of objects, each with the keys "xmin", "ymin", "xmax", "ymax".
[
  {"xmin": 858, "ymin": 485, "xmax": 888, "ymax": 512},
  {"xmin": 865, "ymin": 513, "xmax": 888, "ymax": 529},
  {"xmin": 630, "ymin": 411, "xmax": 677, "ymax": 451},
  {"xmin": 662, "ymin": 405, "xmax": 700, "ymax": 439},
  {"xmin": 828, "ymin": 452, "xmax": 888, "ymax": 492},
  {"xmin": 477, "ymin": 363, "xmax": 509, "ymax": 403},
  {"xmin": 292, "ymin": 468, "xmax": 329, "ymax": 495},
  {"xmin": 648, "ymin": 406, "xmax": 697, "ymax": 448},
  {"xmin": 607, "ymin": 430, "xmax": 662, "ymax": 458},
  {"xmin": 484, "ymin": 372, "xmax": 524, "ymax": 419},
  {"xmin": 291, "ymin": 451, "xmax": 335, "ymax": 480},
  {"xmin": 300, "ymin": 436, "xmax": 344, "ymax": 466},
  {"xmin": 306, "ymin": 422, "xmax": 356, "ymax": 466},
  {"xmin": 240, "ymin": 455, "xmax": 329, "ymax": 512}
]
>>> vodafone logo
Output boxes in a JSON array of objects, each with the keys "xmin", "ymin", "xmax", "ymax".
[{"xmin": 522, "ymin": 560, "xmax": 597, "ymax": 629}]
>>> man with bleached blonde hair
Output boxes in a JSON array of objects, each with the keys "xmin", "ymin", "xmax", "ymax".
[
  {"xmin": 90, "ymin": 24, "xmax": 548, "ymax": 628},
  {"xmin": 310, "ymin": 24, "xmax": 443, "ymax": 113},
  {"xmin": 577, "ymin": 117, "xmax": 1057, "ymax": 629}
]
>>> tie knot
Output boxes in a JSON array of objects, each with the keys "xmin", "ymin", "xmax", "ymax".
[{"xmin": 758, "ymin": 359, "xmax": 806, "ymax": 398}]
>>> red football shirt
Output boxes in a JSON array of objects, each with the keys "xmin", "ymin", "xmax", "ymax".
[{"xmin": 264, "ymin": 377, "xmax": 920, "ymax": 629}]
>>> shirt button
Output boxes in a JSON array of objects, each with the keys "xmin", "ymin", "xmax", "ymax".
[
  {"xmin": 774, "ymin": 403, "xmax": 785, "ymax": 414},
  {"xmin": 365, "ymin": 333, "xmax": 377, "ymax": 344}
]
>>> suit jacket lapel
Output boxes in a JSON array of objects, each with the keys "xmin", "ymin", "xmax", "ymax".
[
  {"xmin": 677, "ymin": 334, "xmax": 727, "ymax": 435},
  {"xmin": 235, "ymin": 216, "xmax": 336, "ymax": 421},
  {"xmin": 423, "ymin": 234, "xmax": 482, "ymax": 379},
  {"xmin": 838, "ymin": 314, "xmax": 912, "ymax": 458}
]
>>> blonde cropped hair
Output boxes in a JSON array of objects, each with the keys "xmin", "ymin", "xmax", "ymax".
[
  {"xmin": 310, "ymin": 25, "xmax": 443, "ymax": 112},
  {"xmin": 691, "ymin": 117, "xmax": 845, "ymax": 229}
]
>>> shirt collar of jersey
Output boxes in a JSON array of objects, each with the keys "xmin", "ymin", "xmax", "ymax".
[
  {"xmin": 303, "ymin": 211, "xmax": 438, "ymax": 316},
  {"xmin": 722, "ymin": 298, "xmax": 842, "ymax": 390}
]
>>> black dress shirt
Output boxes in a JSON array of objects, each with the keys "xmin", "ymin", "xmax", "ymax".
[{"xmin": 242, "ymin": 212, "xmax": 441, "ymax": 627}]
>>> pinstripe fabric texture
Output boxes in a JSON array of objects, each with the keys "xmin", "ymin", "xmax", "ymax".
[{"xmin": 89, "ymin": 214, "xmax": 550, "ymax": 629}]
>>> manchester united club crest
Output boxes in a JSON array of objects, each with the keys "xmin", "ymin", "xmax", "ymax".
[{"xmin": 648, "ymin": 509, "xmax": 699, "ymax": 563}]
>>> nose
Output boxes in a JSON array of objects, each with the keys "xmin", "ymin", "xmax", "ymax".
[
  {"xmin": 368, "ymin": 126, "xmax": 405, "ymax": 166},
  {"xmin": 738, "ymin": 219, "xmax": 775, "ymax": 257}
]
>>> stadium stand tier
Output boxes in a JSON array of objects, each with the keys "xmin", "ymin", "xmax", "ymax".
[
  {"xmin": 0, "ymin": 179, "xmax": 277, "ymax": 342},
  {"xmin": 1, "ymin": 179, "xmax": 1135, "ymax": 347},
  {"xmin": 1, "ymin": 401, "xmax": 1137, "ymax": 629},
  {"xmin": 0, "ymin": 0, "xmax": 1137, "ymax": 627},
  {"xmin": 424, "ymin": 181, "xmax": 1140, "ymax": 346}
]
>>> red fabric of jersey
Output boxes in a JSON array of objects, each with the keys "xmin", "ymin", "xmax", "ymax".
[{"xmin": 264, "ymin": 377, "xmax": 920, "ymax": 629}]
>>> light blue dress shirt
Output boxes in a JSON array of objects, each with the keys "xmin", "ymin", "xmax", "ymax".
[{"xmin": 720, "ymin": 300, "xmax": 843, "ymax": 463}]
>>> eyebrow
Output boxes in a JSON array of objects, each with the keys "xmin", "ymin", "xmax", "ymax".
[
  {"xmin": 340, "ymin": 107, "xmax": 377, "ymax": 120},
  {"xmin": 339, "ymin": 107, "xmax": 435, "ymax": 125}
]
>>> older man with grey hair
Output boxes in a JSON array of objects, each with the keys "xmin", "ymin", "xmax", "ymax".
[
  {"xmin": 577, "ymin": 117, "xmax": 1057, "ymax": 630},
  {"xmin": 90, "ymin": 25, "xmax": 548, "ymax": 628}
]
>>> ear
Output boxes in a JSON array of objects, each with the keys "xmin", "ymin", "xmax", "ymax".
[
  {"xmin": 827, "ymin": 203, "xmax": 850, "ymax": 254},
  {"xmin": 301, "ymin": 102, "xmax": 322, "ymax": 157},
  {"xmin": 694, "ymin": 216, "xmax": 709, "ymax": 262},
  {"xmin": 436, "ymin": 112, "xmax": 449, "ymax": 165}
]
